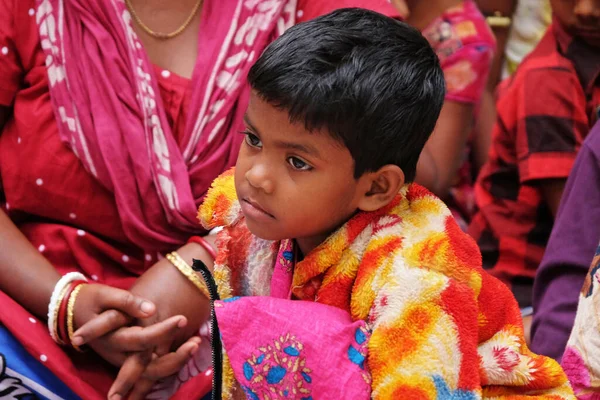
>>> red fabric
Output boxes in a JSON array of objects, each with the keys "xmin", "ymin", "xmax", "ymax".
[
  {"xmin": 468, "ymin": 21, "xmax": 600, "ymax": 307},
  {"xmin": 0, "ymin": 0, "xmax": 395, "ymax": 397}
]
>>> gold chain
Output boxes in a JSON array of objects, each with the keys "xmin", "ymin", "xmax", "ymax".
[{"xmin": 125, "ymin": 0, "xmax": 203, "ymax": 40}]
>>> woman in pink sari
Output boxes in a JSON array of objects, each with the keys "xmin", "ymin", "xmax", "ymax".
[{"xmin": 0, "ymin": 0, "xmax": 399, "ymax": 398}]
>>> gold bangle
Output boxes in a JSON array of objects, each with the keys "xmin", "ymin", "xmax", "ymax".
[
  {"xmin": 166, "ymin": 252, "xmax": 210, "ymax": 299},
  {"xmin": 52, "ymin": 284, "xmax": 72, "ymax": 346},
  {"xmin": 67, "ymin": 284, "xmax": 85, "ymax": 352},
  {"xmin": 486, "ymin": 12, "xmax": 512, "ymax": 28}
]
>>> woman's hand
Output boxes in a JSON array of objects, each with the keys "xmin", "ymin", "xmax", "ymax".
[
  {"xmin": 72, "ymin": 283, "xmax": 189, "ymax": 366},
  {"xmin": 108, "ymin": 336, "xmax": 202, "ymax": 400}
]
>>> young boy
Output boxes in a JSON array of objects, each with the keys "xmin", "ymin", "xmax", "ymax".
[
  {"xmin": 105, "ymin": 8, "xmax": 573, "ymax": 400},
  {"xmin": 468, "ymin": 0, "xmax": 600, "ymax": 328},
  {"xmin": 194, "ymin": 8, "xmax": 573, "ymax": 400}
]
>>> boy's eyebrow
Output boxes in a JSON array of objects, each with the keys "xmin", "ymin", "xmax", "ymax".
[
  {"xmin": 273, "ymin": 140, "xmax": 323, "ymax": 159},
  {"xmin": 243, "ymin": 113, "xmax": 323, "ymax": 159},
  {"xmin": 243, "ymin": 114, "xmax": 259, "ymax": 134}
]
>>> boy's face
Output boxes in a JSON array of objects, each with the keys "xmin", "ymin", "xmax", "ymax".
[
  {"xmin": 551, "ymin": 0, "xmax": 600, "ymax": 46},
  {"xmin": 234, "ymin": 93, "xmax": 370, "ymax": 254}
]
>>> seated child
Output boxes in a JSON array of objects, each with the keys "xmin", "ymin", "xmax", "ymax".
[
  {"xmin": 197, "ymin": 8, "xmax": 572, "ymax": 399},
  {"xmin": 108, "ymin": 8, "xmax": 574, "ymax": 400},
  {"xmin": 403, "ymin": 0, "xmax": 496, "ymax": 230},
  {"xmin": 468, "ymin": 0, "xmax": 600, "ymax": 312}
]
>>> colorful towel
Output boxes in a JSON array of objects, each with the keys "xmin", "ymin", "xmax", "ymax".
[{"xmin": 199, "ymin": 169, "xmax": 574, "ymax": 399}]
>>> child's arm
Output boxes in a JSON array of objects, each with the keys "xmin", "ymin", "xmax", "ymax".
[
  {"xmin": 416, "ymin": 43, "xmax": 494, "ymax": 198},
  {"xmin": 539, "ymin": 178, "xmax": 567, "ymax": 218},
  {"xmin": 416, "ymin": 101, "xmax": 474, "ymax": 197}
]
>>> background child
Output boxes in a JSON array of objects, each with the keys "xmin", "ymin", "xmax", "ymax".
[
  {"xmin": 400, "ymin": 0, "xmax": 496, "ymax": 229},
  {"xmin": 468, "ymin": 0, "xmax": 600, "ymax": 324},
  {"xmin": 107, "ymin": 8, "xmax": 573, "ymax": 399}
]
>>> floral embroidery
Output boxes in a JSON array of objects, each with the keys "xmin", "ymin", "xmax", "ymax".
[
  {"xmin": 348, "ymin": 326, "xmax": 371, "ymax": 384},
  {"xmin": 270, "ymin": 239, "xmax": 295, "ymax": 298},
  {"xmin": 278, "ymin": 240, "xmax": 295, "ymax": 274},
  {"xmin": 241, "ymin": 333, "xmax": 312, "ymax": 399}
]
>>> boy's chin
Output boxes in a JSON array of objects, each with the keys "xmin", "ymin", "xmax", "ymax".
[{"xmin": 244, "ymin": 221, "xmax": 286, "ymax": 242}]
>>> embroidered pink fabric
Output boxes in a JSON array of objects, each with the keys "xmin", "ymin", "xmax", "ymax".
[
  {"xmin": 215, "ymin": 296, "xmax": 372, "ymax": 399},
  {"xmin": 270, "ymin": 239, "xmax": 295, "ymax": 298}
]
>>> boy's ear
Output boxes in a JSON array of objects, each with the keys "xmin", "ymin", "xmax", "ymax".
[{"xmin": 357, "ymin": 165, "xmax": 405, "ymax": 212}]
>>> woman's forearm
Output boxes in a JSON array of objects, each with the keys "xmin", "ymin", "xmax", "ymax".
[
  {"xmin": 0, "ymin": 209, "xmax": 61, "ymax": 318},
  {"xmin": 129, "ymin": 241, "xmax": 214, "ymax": 347}
]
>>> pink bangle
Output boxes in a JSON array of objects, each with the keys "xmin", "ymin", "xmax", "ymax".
[{"xmin": 187, "ymin": 236, "xmax": 217, "ymax": 260}]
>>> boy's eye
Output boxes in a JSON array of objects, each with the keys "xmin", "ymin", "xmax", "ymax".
[
  {"xmin": 244, "ymin": 132, "xmax": 262, "ymax": 148},
  {"xmin": 287, "ymin": 156, "xmax": 312, "ymax": 171}
]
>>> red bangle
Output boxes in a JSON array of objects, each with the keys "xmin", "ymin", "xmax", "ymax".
[
  {"xmin": 187, "ymin": 236, "xmax": 217, "ymax": 260},
  {"xmin": 57, "ymin": 280, "xmax": 86, "ymax": 347}
]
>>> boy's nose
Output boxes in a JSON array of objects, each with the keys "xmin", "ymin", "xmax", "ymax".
[
  {"xmin": 575, "ymin": 0, "xmax": 600, "ymax": 26},
  {"xmin": 245, "ymin": 164, "xmax": 274, "ymax": 194}
]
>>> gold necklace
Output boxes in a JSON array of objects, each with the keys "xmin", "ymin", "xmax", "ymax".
[{"xmin": 125, "ymin": 0, "xmax": 203, "ymax": 40}]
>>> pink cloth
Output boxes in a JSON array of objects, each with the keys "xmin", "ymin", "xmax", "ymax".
[
  {"xmin": 215, "ymin": 296, "xmax": 371, "ymax": 400},
  {"xmin": 422, "ymin": 0, "xmax": 494, "ymax": 104},
  {"xmin": 36, "ymin": 0, "xmax": 296, "ymax": 250},
  {"xmin": 270, "ymin": 239, "xmax": 295, "ymax": 299}
]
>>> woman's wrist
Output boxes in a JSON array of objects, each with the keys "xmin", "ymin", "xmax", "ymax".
[{"xmin": 130, "ymin": 248, "xmax": 212, "ymax": 346}]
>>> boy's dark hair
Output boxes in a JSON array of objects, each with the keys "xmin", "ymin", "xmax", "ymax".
[{"xmin": 248, "ymin": 8, "xmax": 445, "ymax": 181}]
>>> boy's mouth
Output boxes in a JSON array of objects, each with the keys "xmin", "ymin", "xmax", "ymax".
[{"xmin": 241, "ymin": 198, "xmax": 275, "ymax": 220}]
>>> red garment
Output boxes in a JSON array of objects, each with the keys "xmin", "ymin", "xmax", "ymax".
[
  {"xmin": 468, "ymin": 21, "xmax": 600, "ymax": 308},
  {"xmin": 0, "ymin": 0, "xmax": 400, "ymax": 398}
]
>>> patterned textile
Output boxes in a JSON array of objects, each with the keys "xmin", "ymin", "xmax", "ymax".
[
  {"xmin": 422, "ymin": 0, "xmax": 494, "ymax": 104},
  {"xmin": 35, "ymin": 0, "xmax": 297, "ymax": 250},
  {"xmin": 0, "ymin": 325, "xmax": 77, "ymax": 400},
  {"xmin": 422, "ymin": 0, "xmax": 495, "ymax": 228},
  {"xmin": 214, "ymin": 297, "xmax": 372, "ymax": 400},
  {"xmin": 468, "ymin": 21, "xmax": 600, "ymax": 308},
  {"xmin": 198, "ymin": 169, "xmax": 574, "ymax": 400},
  {"xmin": 561, "ymin": 243, "xmax": 600, "ymax": 399}
]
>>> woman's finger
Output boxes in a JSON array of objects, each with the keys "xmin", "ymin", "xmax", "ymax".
[
  {"xmin": 95, "ymin": 285, "xmax": 156, "ymax": 318},
  {"xmin": 108, "ymin": 351, "xmax": 153, "ymax": 400},
  {"xmin": 143, "ymin": 337, "xmax": 201, "ymax": 380},
  {"xmin": 72, "ymin": 309, "xmax": 131, "ymax": 346},
  {"xmin": 128, "ymin": 378, "xmax": 156, "ymax": 400},
  {"xmin": 108, "ymin": 315, "xmax": 188, "ymax": 352}
]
